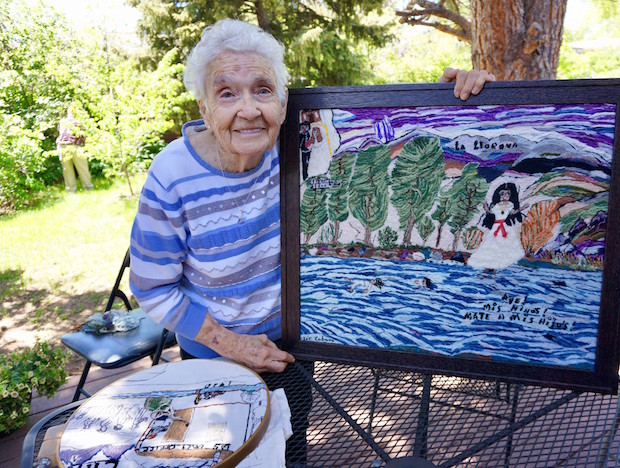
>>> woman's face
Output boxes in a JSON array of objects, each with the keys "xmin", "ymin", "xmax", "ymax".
[{"xmin": 200, "ymin": 51, "xmax": 288, "ymax": 161}]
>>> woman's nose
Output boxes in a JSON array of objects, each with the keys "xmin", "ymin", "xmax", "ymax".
[{"xmin": 237, "ymin": 93, "xmax": 261, "ymax": 119}]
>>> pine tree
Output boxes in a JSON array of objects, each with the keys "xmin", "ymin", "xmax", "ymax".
[
  {"xmin": 128, "ymin": 0, "xmax": 393, "ymax": 87},
  {"xmin": 390, "ymin": 137, "xmax": 445, "ymax": 245},
  {"xmin": 348, "ymin": 145, "xmax": 391, "ymax": 245}
]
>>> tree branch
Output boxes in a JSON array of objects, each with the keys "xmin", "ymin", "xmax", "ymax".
[
  {"xmin": 396, "ymin": 14, "xmax": 471, "ymax": 42},
  {"xmin": 253, "ymin": 0, "xmax": 272, "ymax": 34},
  {"xmin": 396, "ymin": 0, "xmax": 472, "ymax": 42}
]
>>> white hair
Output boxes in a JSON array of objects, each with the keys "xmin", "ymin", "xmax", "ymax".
[{"xmin": 183, "ymin": 19, "xmax": 289, "ymax": 104}]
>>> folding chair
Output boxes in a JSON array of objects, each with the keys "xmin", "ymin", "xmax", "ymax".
[
  {"xmin": 21, "ymin": 400, "xmax": 82, "ymax": 468},
  {"xmin": 61, "ymin": 248, "xmax": 176, "ymax": 401}
]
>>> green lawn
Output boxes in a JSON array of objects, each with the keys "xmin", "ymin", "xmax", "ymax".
[{"xmin": 0, "ymin": 175, "xmax": 145, "ymax": 352}]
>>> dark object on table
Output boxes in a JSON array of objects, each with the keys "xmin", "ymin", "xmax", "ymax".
[{"xmin": 60, "ymin": 248, "xmax": 176, "ymax": 401}]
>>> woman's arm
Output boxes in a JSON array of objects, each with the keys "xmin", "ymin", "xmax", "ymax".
[
  {"xmin": 130, "ymin": 169, "xmax": 294, "ymax": 373},
  {"xmin": 195, "ymin": 315, "xmax": 294, "ymax": 373}
]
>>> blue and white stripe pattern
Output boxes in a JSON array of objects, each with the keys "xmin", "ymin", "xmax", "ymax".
[{"xmin": 130, "ymin": 120, "xmax": 281, "ymax": 358}]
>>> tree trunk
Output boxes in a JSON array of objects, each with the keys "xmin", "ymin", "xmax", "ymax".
[
  {"xmin": 254, "ymin": 0, "xmax": 272, "ymax": 34},
  {"xmin": 435, "ymin": 225, "xmax": 443, "ymax": 248},
  {"xmin": 403, "ymin": 215, "xmax": 415, "ymax": 246},
  {"xmin": 452, "ymin": 227, "xmax": 461, "ymax": 252},
  {"xmin": 332, "ymin": 220, "xmax": 340, "ymax": 245},
  {"xmin": 470, "ymin": 0, "xmax": 567, "ymax": 80}
]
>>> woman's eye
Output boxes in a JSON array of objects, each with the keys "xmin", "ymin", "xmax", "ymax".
[{"xmin": 258, "ymin": 88, "xmax": 272, "ymax": 95}]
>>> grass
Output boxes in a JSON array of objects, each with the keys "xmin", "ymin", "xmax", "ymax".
[{"xmin": 0, "ymin": 175, "xmax": 146, "ymax": 356}]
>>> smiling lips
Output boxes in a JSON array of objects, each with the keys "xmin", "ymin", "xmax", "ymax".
[{"xmin": 235, "ymin": 127, "xmax": 264, "ymax": 135}]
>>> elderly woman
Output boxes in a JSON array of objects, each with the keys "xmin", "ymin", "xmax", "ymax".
[
  {"xmin": 129, "ymin": 17, "xmax": 493, "ymax": 463},
  {"xmin": 131, "ymin": 18, "xmax": 294, "ymax": 372}
]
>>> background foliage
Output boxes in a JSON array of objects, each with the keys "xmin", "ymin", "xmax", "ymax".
[
  {"xmin": 0, "ymin": 0, "xmax": 190, "ymax": 211},
  {"xmin": 0, "ymin": 1, "xmax": 74, "ymax": 210},
  {"xmin": 127, "ymin": 0, "xmax": 394, "ymax": 88},
  {"xmin": 0, "ymin": 0, "xmax": 618, "ymax": 213}
]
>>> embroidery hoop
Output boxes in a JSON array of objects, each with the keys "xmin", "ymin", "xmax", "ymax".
[{"xmin": 57, "ymin": 360, "xmax": 271, "ymax": 467}]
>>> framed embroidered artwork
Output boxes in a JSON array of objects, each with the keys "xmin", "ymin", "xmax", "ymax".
[{"xmin": 280, "ymin": 79, "xmax": 620, "ymax": 393}]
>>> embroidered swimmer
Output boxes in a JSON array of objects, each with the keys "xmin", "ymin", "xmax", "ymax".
[{"xmin": 345, "ymin": 277, "xmax": 385, "ymax": 294}]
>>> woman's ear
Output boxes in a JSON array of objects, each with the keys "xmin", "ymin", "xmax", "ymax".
[
  {"xmin": 280, "ymin": 89, "xmax": 289, "ymax": 125},
  {"xmin": 198, "ymin": 100, "xmax": 210, "ymax": 127}
]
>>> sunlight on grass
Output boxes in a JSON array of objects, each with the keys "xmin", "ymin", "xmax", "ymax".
[
  {"xmin": 0, "ymin": 175, "xmax": 146, "ymax": 297},
  {"xmin": 0, "ymin": 269, "xmax": 25, "ymax": 306}
]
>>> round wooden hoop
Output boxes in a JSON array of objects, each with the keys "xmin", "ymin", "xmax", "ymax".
[{"xmin": 58, "ymin": 359, "xmax": 271, "ymax": 467}]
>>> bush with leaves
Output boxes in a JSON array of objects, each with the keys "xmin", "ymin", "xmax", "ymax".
[
  {"xmin": 0, "ymin": 341, "xmax": 69, "ymax": 434},
  {"xmin": 85, "ymin": 49, "xmax": 192, "ymax": 195},
  {"xmin": 0, "ymin": 113, "xmax": 52, "ymax": 211},
  {"xmin": 0, "ymin": 1, "xmax": 79, "ymax": 211},
  {"xmin": 378, "ymin": 226, "xmax": 398, "ymax": 249}
]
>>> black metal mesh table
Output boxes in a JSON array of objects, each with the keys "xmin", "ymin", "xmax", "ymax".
[
  {"xmin": 295, "ymin": 362, "xmax": 620, "ymax": 467},
  {"xmin": 23, "ymin": 361, "xmax": 620, "ymax": 467}
]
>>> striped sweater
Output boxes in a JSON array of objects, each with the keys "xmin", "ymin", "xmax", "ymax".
[{"xmin": 129, "ymin": 120, "xmax": 281, "ymax": 358}]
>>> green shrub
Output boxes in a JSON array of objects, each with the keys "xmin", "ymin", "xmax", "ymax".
[
  {"xmin": 0, "ymin": 113, "xmax": 50, "ymax": 211},
  {"xmin": 378, "ymin": 226, "xmax": 398, "ymax": 249},
  {"xmin": 0, "ymin": 341, "xmax": 69, "ymax": 434}
]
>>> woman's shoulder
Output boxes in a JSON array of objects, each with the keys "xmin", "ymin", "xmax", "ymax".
[
  {"xmin": 149, "ymin": 138, "xmax": 188, "ymax": 167},
  {"xmin": 146, "ymin": 138, "xmax": 199, "ymax": 188},
  {"xmin": 150, "ymin": 121, "xmax": 205, "ymax": 168}
]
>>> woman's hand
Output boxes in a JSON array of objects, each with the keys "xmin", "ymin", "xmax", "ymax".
[
  {"xmin": 229, "ymin": 333, "xmax": 295, "ymax": 373},
  {"xmin": 196, "ymin": 314, "xmax": 295, "ymax": 373},
  {"xmin": 438, "ymin": 68, "xmax": 496, "ymax": 100}
]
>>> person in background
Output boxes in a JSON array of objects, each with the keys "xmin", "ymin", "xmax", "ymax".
[
  {"xmin": 56, "ymin": 105, "xmax": 93, "ymax": 192},
  {"xmin": 129, "ymin": 18, "xmax": 494, "ymax": 465}
]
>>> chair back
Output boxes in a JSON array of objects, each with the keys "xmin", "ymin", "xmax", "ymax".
[{"xmin": 105, "ymin": 248, "xmax": 132, "ymax": 311}]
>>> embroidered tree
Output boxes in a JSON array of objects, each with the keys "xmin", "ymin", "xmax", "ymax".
[
  {"xmin": 432, "ymin": 191, "xmax": 452, "ymax": 248},
  {"xmin": 447, "ymin": 163, "xmax": 489, "ymax": 251},
  {"xmin": 521, "ymin": 200, "xmax": 560, "ymax": 256},
  {"xmin": 391, "ymin": 137, "xmax": 445, "ymax": 245},
  {"xmin": 327, "ymin": 152, "xmax": 356, "ymax": 245},
  {"xmin": 378, "ymin": 226, "xmax": 398, "ymax": 249},
  {"xmin": 300, "ymin": 178, "xmax": 328, "ymax": 244},
  {"xmin": 348, "ymin": 144, "xmax": 391, "ymax": 245},
  {"xmin": 417, "ymin": 215, "xmax": 435, "ymax": 244},
  {"xmin": 317, "ymin": 222, "xmax": 337, "ymax": 245},
  {"xmin": 462, "ymin": 225, "xmax": 483, "ymax": 250}
]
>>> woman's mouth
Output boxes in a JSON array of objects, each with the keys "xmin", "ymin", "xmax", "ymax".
[{"xmin": 235, "ymin": 128, "xmax": 263, "ymax": 135}]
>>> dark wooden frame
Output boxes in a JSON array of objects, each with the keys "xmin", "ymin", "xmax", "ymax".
[{"xmin": 280, "ymin": 79, "xmax": 620, "ymax": 393}]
